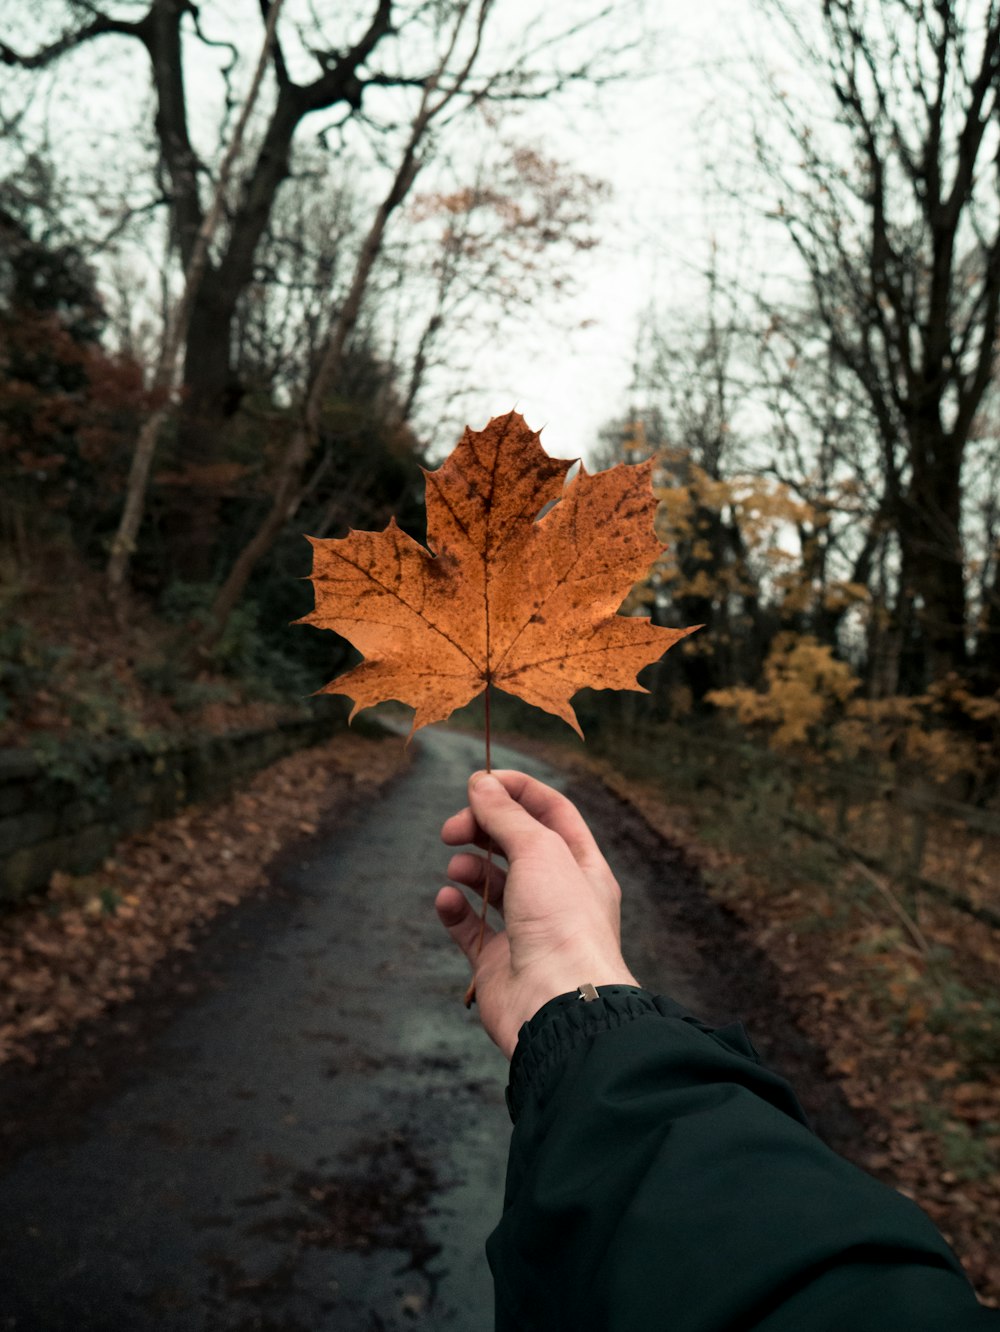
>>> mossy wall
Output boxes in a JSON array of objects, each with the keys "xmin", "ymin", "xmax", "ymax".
[{"xmin": 0, "ymin": 714, "xmax": 342, "ymax": 906}]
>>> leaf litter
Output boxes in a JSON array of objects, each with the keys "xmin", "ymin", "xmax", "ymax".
[{"xmin": 0, "ymin": 730, "xmax": 408, "ymax": 1067}]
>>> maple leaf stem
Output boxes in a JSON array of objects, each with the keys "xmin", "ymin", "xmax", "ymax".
[
  {"xmin": 463, "ymin": 678, "xmax": 493, "ymax": 1009},
  {"xmin": 477, "ymin": 677, "xmax": 494, "ymax": 942},
  {"xmin": 484, "ymin": 677, "xmax": 493, "ymax": 775}
]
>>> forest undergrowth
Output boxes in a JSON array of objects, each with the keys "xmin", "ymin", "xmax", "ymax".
[{"xmin": 0, "ymin": 547, "xmax": 316, "ymax": 755}]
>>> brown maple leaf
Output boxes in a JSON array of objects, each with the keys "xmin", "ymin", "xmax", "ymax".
[{"xmin": 299, "ymin": 410, "xmax": 698, "ymax": 736}]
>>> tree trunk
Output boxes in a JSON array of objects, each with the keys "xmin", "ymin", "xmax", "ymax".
[
  {"xmin": 165, "ymin": 90, "xmax": 305, "ymax": 579},
  {"xmin": 108, "ymin": 0, "xmax": 397, "ymax": 587},
  {"xmin": 194, "ymin": 139, "xmax": 425, "ymax": 655},
  {"xmin": 898, "ymin": 415, "xmax": 968, "ymax": 683},
  {"xmin": 106, "ymin": 0, "xmax": 286, "ymax": 595},
  {"xmin": 160, "ymin": 286, "xmax": 243, "ymax": 580}
]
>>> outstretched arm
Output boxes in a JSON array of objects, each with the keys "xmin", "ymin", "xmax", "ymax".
[{"xmin": 436, "ymin": 770, "xmax": 998, "ymax": 1331}]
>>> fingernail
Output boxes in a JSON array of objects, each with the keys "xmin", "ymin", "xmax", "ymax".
[{"xmin": 470, "ymin": 772, "xmax": 500, "ymax": 793}]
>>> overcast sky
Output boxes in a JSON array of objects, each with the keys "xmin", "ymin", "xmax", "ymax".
[{"xmin": 443, "ymin": 0, "xmax": 769, "ymax": 462}]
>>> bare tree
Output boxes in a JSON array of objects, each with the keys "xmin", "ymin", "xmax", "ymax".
[
  {"xmin": 752, "ymin": 306, "xmax": 893, "ymax": 673},
  {"xmin": 385, "ymin": 137, "xmax": 607, "ymax": 428},
  {"xmin": 230, "ymin": 154, "xmax": 358, "ymax": 401},
  {"xmin": 640, "ymin": 275, "xmax": 772, "ymax": 699},
  {"xmin": 105, "ymin": 0, "xmax": 284, "ymax": 599},
  {"xmin": 2, "ymin": 0, "xmax": 633, "ymax": 577},
  {"xmin": 755, "ymin": 0, "xmax": 1000, "ymax": 686},
  {"xmin": 194, "ymin": 0, "xmax": 494, "ymax": 652}
]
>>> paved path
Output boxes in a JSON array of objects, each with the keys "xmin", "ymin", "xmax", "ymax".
[{"xmin": 0, "ymin": 728, "xmax": 720, "ymax": 1331}]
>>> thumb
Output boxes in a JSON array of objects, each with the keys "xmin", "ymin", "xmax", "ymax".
[{"xmin": 468, "ymin": 772, "xmax": 548, "ymax": 862}]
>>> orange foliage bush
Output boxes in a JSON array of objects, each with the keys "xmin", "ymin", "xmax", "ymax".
[
  {"xmin": 710, "ymin": 637, "xmax": 999, "ymax": 799},
  {"xmin": 707, "ymin": 633, "xmax": 859, "ymax": 748},
  {"xmin": 835, "ymin": 680, "xmax": 1000, "ymax": 793}
]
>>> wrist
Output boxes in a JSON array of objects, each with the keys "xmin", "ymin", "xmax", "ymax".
[
  {"xmin": 523, "ymin": 967, "xmax": 640, "ymax": 1018},
  {"xmin": 504, "ymin": 962, "xmax": 640, "ymax": 1058}
]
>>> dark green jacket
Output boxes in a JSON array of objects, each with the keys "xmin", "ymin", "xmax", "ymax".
[{"xmin": 487, "ymin": 986, "xmax": 998, "ymax": 1331}]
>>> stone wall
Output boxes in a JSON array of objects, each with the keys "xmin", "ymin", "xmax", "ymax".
[{"xmin": 0, "ymin": 711, "xmax": 344, "ymax": 907}]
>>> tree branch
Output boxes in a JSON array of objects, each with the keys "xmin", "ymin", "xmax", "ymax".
[
  {"xmin": 258, "ymin": 0, "xmax": 291, "ymax": 88},
  {"xmin": 0, "ymin": 10, "xmax": 142, "ymax": 69},
  {"xmin": 299, "ymin": 0, "xmax": 393, "ymax": 112}
]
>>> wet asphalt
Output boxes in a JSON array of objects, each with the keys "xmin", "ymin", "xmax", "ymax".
[{"xmin": 0, "ymin": 727, "xmax": 719, "ymax": 1331}]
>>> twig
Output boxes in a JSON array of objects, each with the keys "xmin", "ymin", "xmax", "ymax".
[{"xmin": 853, "ymin": 860, "xmax": 931, "ymax": 957}]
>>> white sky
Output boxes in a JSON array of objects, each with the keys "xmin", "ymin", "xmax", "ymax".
[{"xmin": 428, "ymin": 0, "xmax": 766, "ymax": 460}]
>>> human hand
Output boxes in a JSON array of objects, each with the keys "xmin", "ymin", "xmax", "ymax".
[{"xmin": 435, "ymin": 770, "xmax": 639, "ymax": 1058}]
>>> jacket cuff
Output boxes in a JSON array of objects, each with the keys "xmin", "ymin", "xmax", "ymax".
[{"xmin": 505, "ymin": 986, "xmax": 759, "ymax": 1122}]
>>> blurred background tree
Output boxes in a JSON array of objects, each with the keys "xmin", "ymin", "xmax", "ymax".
[
  {"xmin": 754, "ymin": 0, "xmax": 1000, "ymax": 692},
  {"xmin": 592, "ymin": 0, "xmax": 998, "ymax": 784}
]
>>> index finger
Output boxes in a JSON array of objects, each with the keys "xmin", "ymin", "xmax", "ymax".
[
  {"xmin": 484, "ymin": 770, "xmax": 606, "ymax": 869},
  {"xmin": 462, "ymin": 772, "xmax": 556, "ymax": 866},
  {"xmin": 441, "ymin": 770, "xmax": 610, "ymax": 884},
  {"xmin": 439, "ymin": 772, "xmax": 565, "ymax": 852}
]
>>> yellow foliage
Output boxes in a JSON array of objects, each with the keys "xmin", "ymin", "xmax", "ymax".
[
  {"xmin": 765, "ymin": 546, "xmax": 799, "ymax": 566},
  {"xmin": 775, "ymin": 577, "xmax": 817, "ymax": 614},
  {"xmin": 682, "ymin": 569, "xmax": 720, "ymax": 600},
  {"xmin": 708, "ymin": 633, "xmax": 859, "ymax": 750},
  {"xmin": 620, "ymin": 581, "xmax": 657, "ymax": 614},
  {"xmin": 947, "ymin": 685, "xmax": 1000, "ymax": 725},
  {"xmin": 654, "ymin": 487, "xmax": 695, "ymax": 533},
  {"xmin": 652, "ymin": 455, "xmax": 821, "ymax": 620},
  {"xmin": 904, "ymin": 728, "xmax": 975, "ymax": 781},
  {"xmin": 822, "ymin": 581, "xmax": 870, "ymax": 612},
  {"xmin": 831, "ymin": 681, "xmax": 999, "ymax": 786}
]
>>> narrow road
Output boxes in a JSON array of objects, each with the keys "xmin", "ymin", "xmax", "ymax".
[{"xmin": 0, "ymin": 727, "xmax": 852, "ymax": 1330}]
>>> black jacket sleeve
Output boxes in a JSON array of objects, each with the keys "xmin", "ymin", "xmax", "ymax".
[{"xmin": 486, "ymin": 986, "xmax": 999, "ymax": 1332}]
